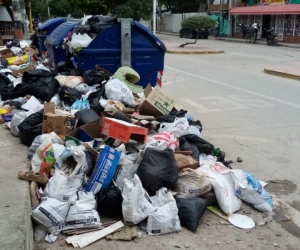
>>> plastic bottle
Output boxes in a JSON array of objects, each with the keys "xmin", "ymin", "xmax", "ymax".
[{"xmin": 34, "ymin": 225, "xmax": 47, "ymax": 243}]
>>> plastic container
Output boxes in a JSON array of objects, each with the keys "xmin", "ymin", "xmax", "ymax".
[
  {"xmin": 2, "ymin": 113, "xmax": 14, "ymax": 122},
  {"xmin": 76, "ymin": 21, "xmax": 166, "ymax": 88},
  {"xmin": 37, "ymin": 17, "xmax": 66, "ymax": 54},
  {"xmin": 45, "ymin": 20, "xmax": 81, "ymax": 67}
]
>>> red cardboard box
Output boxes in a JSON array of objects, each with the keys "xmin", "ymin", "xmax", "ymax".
[{"xmin": 101, "ymin": 117, "xmax": 148, "ymax": 144}]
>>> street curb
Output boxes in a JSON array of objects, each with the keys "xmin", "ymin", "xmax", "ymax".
[
  {"xmin": 166, "ymin": 49, "xmax": 224, "ymax": 55},
  {"xmin": 264, "ymin": 68, "xmax": 300, "ymax": 81},
  {"xmin": 25, "ymin": 183, "xmax": 34, "ymax": 250}
]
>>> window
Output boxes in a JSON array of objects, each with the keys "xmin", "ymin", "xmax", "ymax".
[{"xmin": 295, "ymin": 14, "xmax": 300, "ymax": 36}]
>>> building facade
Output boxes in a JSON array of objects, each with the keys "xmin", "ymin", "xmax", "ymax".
[{"xmin": 230, "ymin": 0, "xmax": 300, "ymax": 43}]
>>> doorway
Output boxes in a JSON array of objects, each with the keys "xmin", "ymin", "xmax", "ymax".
[{"xmin": 262, "ymin": 15, "xmax": 271, "ymax": 38}]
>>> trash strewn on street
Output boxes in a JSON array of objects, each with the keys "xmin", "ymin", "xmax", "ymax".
[{"xmin": 0, "ymin": 16, "xmax": 273, "ymax": 248}]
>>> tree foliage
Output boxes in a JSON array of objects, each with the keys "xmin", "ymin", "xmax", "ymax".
[
  {"xmin": 181, "ymin": 15, "xmax": 216, "ymax": 30},
  {"xmin": 114, "ymin": 0, "xmax": 152, "ymax": 21},
  {"xmin": 161, "ymin": 0, "xmax": 202, "ymax": 13}
]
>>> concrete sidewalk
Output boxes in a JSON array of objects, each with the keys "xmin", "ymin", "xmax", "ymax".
[
  {"xmin": 264, "ymin": 64, "xmax": 300, "ymax": 80},
  {"xmin": 158, "ymin": 31, "xmax": 300, "ymax": 49}
]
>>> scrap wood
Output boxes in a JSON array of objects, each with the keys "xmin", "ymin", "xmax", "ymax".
[
  {"xmin": 66, "ymin": 221, "xmax": 124, "ymax": 248},
  {"xmin": 106, "ymin": 225, "xmax": 138, "ymax": 241}
]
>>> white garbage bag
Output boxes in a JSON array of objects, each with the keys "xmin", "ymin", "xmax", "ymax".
[
  {"xmin": 69, "ymin": 33, "xmax": 92, "ymax": 53},
  {"xmin": 122, "ymin": 175, "xmax": 156, "ymax": 224},
  {"xmin": 147, "ymin": 188, "xmax": 181, "ymax": 235},
  {"xmin": 105, "ymin": 78, "xmax": 135, "ymax": 107},
  {"xmin": 10, "ymin": 110, "xmax": 34, "ymax": 136},
  {"xmin": 31, "ymin": 197, "xmax": 71, "ymax": 235},
  {"xmin": 197, "ymin": 162, "xmax": 241, "ymax": 215},
  {"xmin": 63, "ymin": 191, "xmax": 101, "ymax": 230}
]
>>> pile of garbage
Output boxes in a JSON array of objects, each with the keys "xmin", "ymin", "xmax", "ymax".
[{"xmin": 0, "ymin": 36, "xmax": 273, "ymax": 248}]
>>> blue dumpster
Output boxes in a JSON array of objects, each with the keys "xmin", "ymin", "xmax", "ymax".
[
  {"xmin": 45, "ymin": 20, "xmax": 81, "ymax": 67},
  {"xmin": 76, "ymin": 21, "xmax": 166, "ymax": 88},
  {"xmin": 37, "ymin": 18, "xmax": 66, "ymax": 54}
]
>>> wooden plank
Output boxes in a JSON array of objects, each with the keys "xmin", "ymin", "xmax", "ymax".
[{"xmin": 76, "ymin": 221, "xmax": 124, "ymax": 248}]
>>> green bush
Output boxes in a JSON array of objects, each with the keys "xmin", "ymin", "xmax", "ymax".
[{"xmin": 181, "ymin": 16, "xmax": 216, "ymax": 30}]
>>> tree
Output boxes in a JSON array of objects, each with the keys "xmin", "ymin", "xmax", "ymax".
[
  {"xmin": 181, "ymin": 15, "xmax": 215, "ymax": 30},
  {"xmin": 114, "ymin": 0, "xmax": 152, "ymax": 21},
  {"xmin": 31, "ymin": 0, "xmax": 49, "ymax": 18}
]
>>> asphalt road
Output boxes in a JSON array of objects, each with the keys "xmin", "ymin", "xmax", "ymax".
[{"xmin": 159, "ymin": 34, "xmax": 300, "ymax": 207}]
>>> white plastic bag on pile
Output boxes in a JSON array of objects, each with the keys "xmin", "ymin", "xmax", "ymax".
[
  {"xmin": 148, "ymin": 132, "xmax": 178, "ymax": 151},
  {"xmin": 122, "ymin": 175, "xmax": 157, "ymax": 224},
  {"xmin": 31, "ymin": 132, "xmax": 65, "ymax": 173},
  {"xmin": 31, "ymin": 197, "xmax": 71, "ymax": 235},
  {"xmin": 197, "ymin": 161, "xmax": 241, "ymax": 215},
  {"xmin": 69, "ymin": 33, "xmax": 92, "ymax": 53},
  {"xmin": 147, "ymin": 188, "xmax": 181, "ymax": 235},
  {"xmin": 44, "ymin": 170, "xmax": 84, "ymax": 203},
  {"xmin": 105, "ymin": 78, "xmax": 135, "ymax": 107},
  {"xmin": 21, "ymin": 96, "xmax": 44, "ymax": 112},
  {"xmin": 115, "ymin": 152, "xmax": 139, "ymax": 190},
  {"xmin": 63, "ymin": 191, "xmax": 101, "ymax": 230},
  {"xmin": 158, "ymin": 118, "xmax": 190, "ymax": 138},
  {"xmin": 71, "ymin": 99, "xmax": 90, "ymax": 111},
  {"xmin": 75, "ymin": 83, "xmax": 91, "ymax": 93},
  {"xmin": 10, "ymin": 46, "xmax": 23, "ymax": 56},
  {"xmin": 231, "ymin": 170, "xmax": 273, "ymax": 212},
  {"xmin": 173, "ymin": 168, "xmax": 212, "ymax": 199}
]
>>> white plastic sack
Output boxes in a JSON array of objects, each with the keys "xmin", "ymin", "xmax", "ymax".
[
  {"xmin": 197, "ymin": 162, "xmax": 241, "ymax": 215},
  {"xmin": 31, "ymin": 197, "xmax": 71, "ymax": 235},
  {"xmin": 69, "ymin": 33, "xmax": 92, "ymax": 52},
  {"xmin": 231, "ymin": 170, "xmax": 273, "ymax": 212},
  {"xmin": 174, "ymin": 168, "xmax": 212, "ymax": 199},
  {"xmin": 150, "ymin": 132, "xmax": 178, "ymax": 151},
  {"xmin": 122, "ymin": 175, "xmax": 157, "ymax": 224},
  {"xmin": 115, "ymin": 153, "xmax": 139, "ymax": 190},
  {"xmin": 21, "ymin": 96, "xmax": 44, "ymax": 112},
  {"xmin": 75, "ymin": 83, "xmax": 91, "ymax": 93},
  {"xmin": 44, "ymin": 170, "xmax": 84, "ymax": 203},
  {"xmin": 105, "ymin": 78, "xmax": 135, "ymax": 107},
  {"xmin": 63, "ymin": 191, "xmax": 101, "ymax": 230},
  {"xmin": 31, "ymin": 133, "xmax": 65, "ymax": 173},
  {"xmin": 147, "ymin": 188, "xmax": 181, "ymax": 235},
  {"xmin": 158, "ymin": 118, "xmax": 190, "ymax": 138},
  {"xmin": 10, "ymin": 46, "xmax": 23, "ymax": 56}
]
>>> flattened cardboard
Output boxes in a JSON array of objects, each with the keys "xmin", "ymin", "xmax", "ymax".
[
  {"xmin": 0, "ymin": 48, "xmax": 14, "ymax": 58},
  {"xmin": 139, "ymin": 84, "xmax": 175, "ymax": 116},
  {"xmin": 101, "ymin": 117, "xmax": 148, "ymax": 144},
  {"xmin": 11, "ymin": 65, "xmax": 33, "ymax": 77},
  {"xmin": 43, "ymin": 102, "xmax": 76, "ymax": 137}
]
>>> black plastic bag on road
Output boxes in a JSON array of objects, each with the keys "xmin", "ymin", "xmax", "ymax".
[
  {"xmin": 179, "ymin": 134, "xmax": 214, "ymax": 160},
  {"xmin": 18, "ymin": 110, "xmax": 43, "ymax": 146},
  {"xmin": 83, "ymin": 69, "xmax": 109, "ymax": 86},
  {"xmin": 87, "ymin": 15, "xmax": 118, "ymax": 34},
  {"xmin": 0, "ymin": 73, "xmax": 15, "ymax": 101},
  {"xmin": 137, "ymin": 148, "xmax": 178, "ymax": 196},
  {"xmin": 15, "ymin": 69, "xmax": 59, "ymax": 102},
  {"xmin": 176, "ymin": 197, "xmax": 209, "ymax": 232},
  {"xmin": 96, "ymin": 183, "xmax": 123, "ymax": 217},
  {"xmin": 58, "ymin": 86, "xmax": 82, "ymax": 106},
  {"xmin": 156, "ymin": 109, "xmax": 187, "ymax": 123}
]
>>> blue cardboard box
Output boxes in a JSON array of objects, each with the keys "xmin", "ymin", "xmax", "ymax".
[{"xmin": 85, "ymin": 145, "xmax": 121, "ymax": 194}]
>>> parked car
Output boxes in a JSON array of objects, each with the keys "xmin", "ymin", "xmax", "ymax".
[{"xmin": 179, "ymin": 28, "xmax": 209, "ymax": 39}]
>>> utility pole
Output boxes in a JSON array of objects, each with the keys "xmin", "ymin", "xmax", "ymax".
[{"xmin": 153, "ymin": 0, "xmax": 157, "ymax": 34}]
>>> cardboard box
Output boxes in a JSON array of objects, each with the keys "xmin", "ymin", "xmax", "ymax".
[
  {"xmin": 101, "ymin": 117, "xmax": 148, "ymax": 144},
  {"xmin": 0, "ymin": 48, "xmax": 14, "ymax": 58},
  {"xmin": 42, "ymin": 103, "xmax": 76, "ymax": 137},
  {"xmin": 85, "ymin": 145, "xmax": 121, "ymax": 194},
  {"xmin": 139, "ymin": 84, "xmax": 175, "ymax": 116},
  {"xmin": 11, "ymin": 65, "xmax": 33, "ymax": 77}
]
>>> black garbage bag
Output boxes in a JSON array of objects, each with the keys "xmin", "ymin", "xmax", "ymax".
[
  {"xmin": 0, "ymin": 57, "xmax": 8, "ymax": 68},
  {"xmin": 0, "ymin": 73, "xmax": 15, "ymax": 101},
  {"xmin": 112, "ymin": 111, "xmax": 132, "ymax": 124},
  {"xmin": 83, "ymin": 69, "xmax": 109, "ymax": 86},
  {"xmin": 176, "ymin": 197, "xmax": 209, "ymax": 232},
  {"xmin": 18, "ymin": 110, "xmax": 43, "ymax": 146},
  {"xmin": 87, "ymin": 15, "xmax": 118, "ymax": 34},
  {"xmin": 96, "ymin": 183, "xmax": 122, "ymax": 217},
  {"xmin": 75, "ymin": 109, "xmax": 99, "ymax": 127},
  {"xmin": 74, "ymin": 25, "xmax": 91, "ymax": 34},
  {"xmin": 30, "ymin": 33, "xmax": 38, "ymax": 49},
  {"xmin": 58, "ymin": 86, "xmax": 82, "ymax": 106},
  {"xmin": 5, "ymin": 39, "xmax": 20, "ymax": 48},
  {"xmin": 179, "ymin": 134, "xmax": 214, "ymax": 160},
  {"xmin": 87, "ymin": 85, "xmax": 106, "ymax": 115},
  {"xmin": 137, "ymin": 148, "xmax": 178, "ymax": 196},
  {"xmin": 156, "ymin": 109, "xmax": 188, "ymax": 123},
  {"xmin": 15, "ymin": 69, "xmax": 59, "ymax": 102}
]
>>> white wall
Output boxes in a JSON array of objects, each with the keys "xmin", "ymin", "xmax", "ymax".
[{"xmin": 165, "ymin": 13, "xmax": 207, "ymax": 33}]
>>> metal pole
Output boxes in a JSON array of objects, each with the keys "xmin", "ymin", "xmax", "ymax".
[
  {"xmin": 28, "ymin": 1, "xmax": 33, "ymax": 33},
  {"xmin": 153, "ymin": 0, "xmax": 157, "ymax": 34},
  {"xmin": 48, "ymin": 6, "xmax": 50, "ymax": 19}
]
